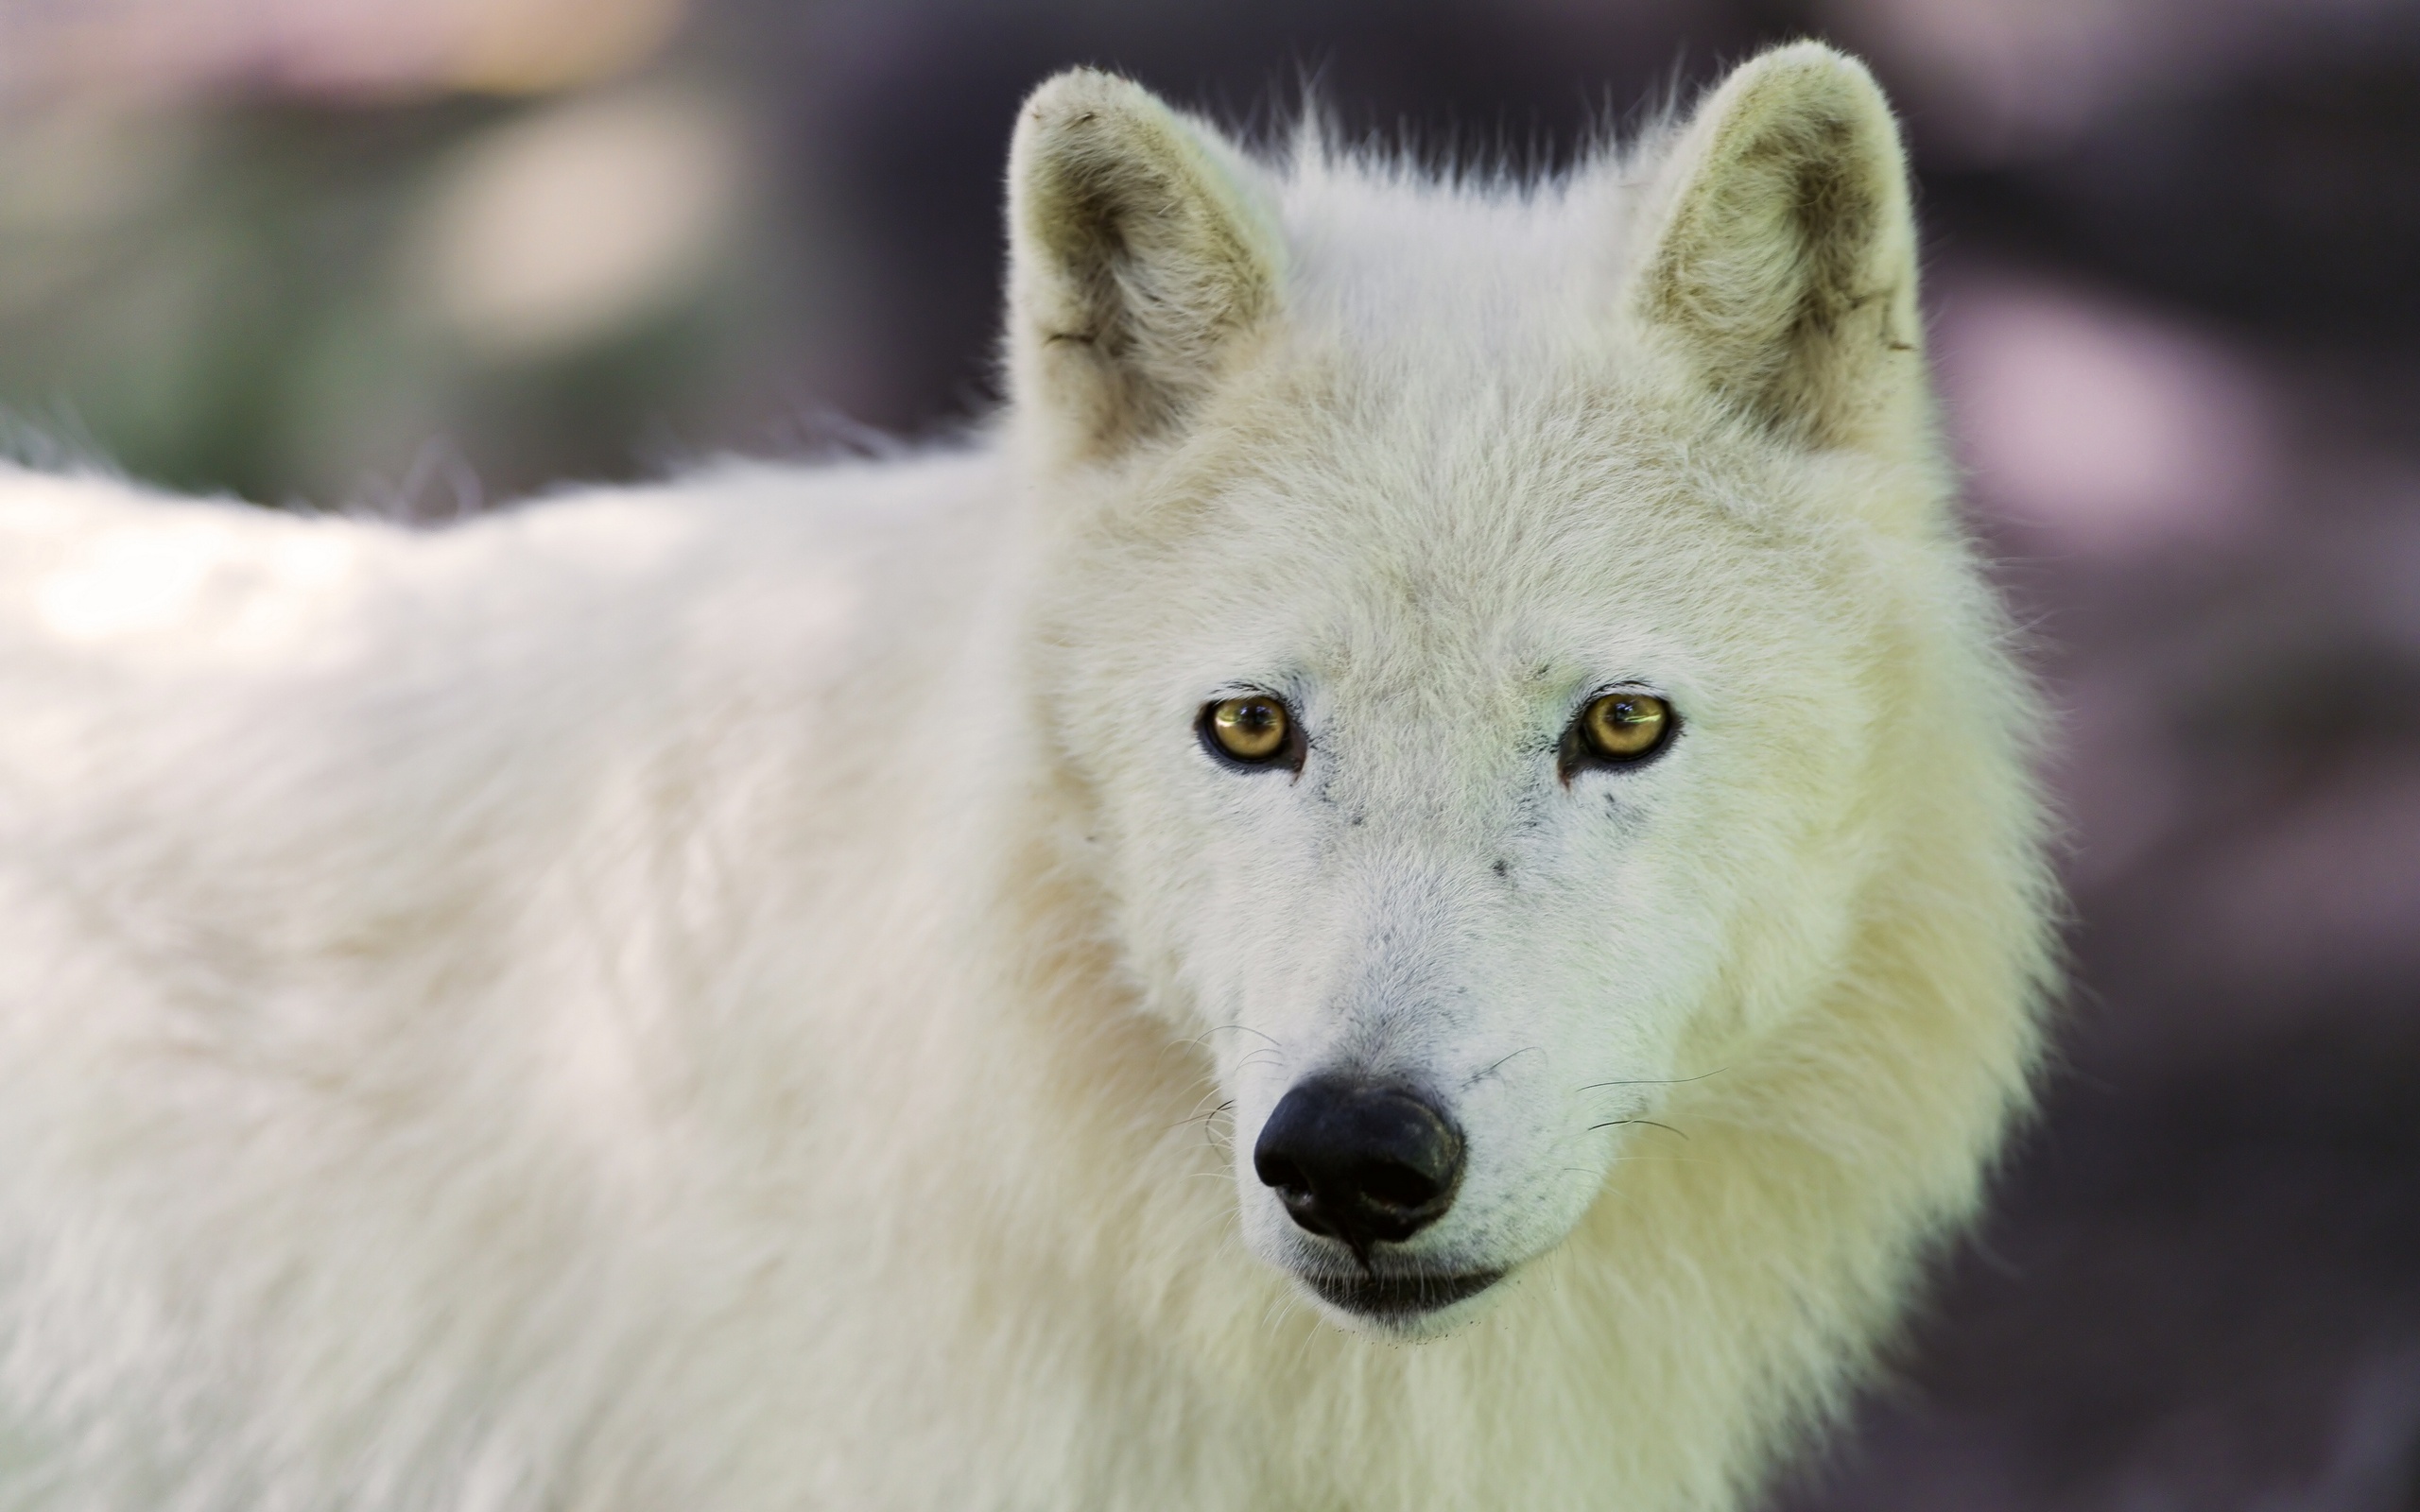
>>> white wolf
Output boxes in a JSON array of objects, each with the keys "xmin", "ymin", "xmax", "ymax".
[{"xmin": 0, "ymin": 42, "xmax": 2053, "ymax": 1512}]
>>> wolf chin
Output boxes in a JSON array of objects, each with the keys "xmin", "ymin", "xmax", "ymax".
[{"xmin": 0, "ymin": 43, "xmax": 2053, "ymax": 1512}]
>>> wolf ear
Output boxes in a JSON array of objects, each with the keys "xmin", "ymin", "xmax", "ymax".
[
  {"xmin": 1634, "ymin": 43, "xmax": 1925, "ymax": 453},
  {"xmin": 1006, "ymin": 70, "xmax": 1283, "ymax": 463}
]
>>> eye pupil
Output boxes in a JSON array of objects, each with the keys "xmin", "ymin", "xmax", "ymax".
[
  {"xmin": 1579, "ymin": 692, "xmax": 1673, "ymax": 763},
  {"xmin": 1207, "ymin": 696, "xmax": 1293, "ymax": 765}
]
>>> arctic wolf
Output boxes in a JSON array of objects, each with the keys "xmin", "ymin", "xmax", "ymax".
[{"xmin": 0, "ymin": 42, "xmax": 2052, "ymax": 1512}]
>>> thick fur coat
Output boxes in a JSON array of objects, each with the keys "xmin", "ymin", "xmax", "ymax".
[{"xmin": 0, "ymin": 44, "xmax": 2054, "ymax": 1512}]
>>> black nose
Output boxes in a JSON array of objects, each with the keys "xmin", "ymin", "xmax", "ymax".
[{"xmin": 1253, "ymin": 1076, "xmax": 1464, "ymax": 1263}]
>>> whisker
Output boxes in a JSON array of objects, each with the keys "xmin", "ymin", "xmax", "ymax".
[
  {"xmin": 1575, "ymin": 1068, "xmax": 1727, "ymax": 1093},
  {"xmin": 1464, "ymin": 1045, "xmax": 1545, "ymax": 1088},
  {"xmin": 1588, "ymin": 1118, "xmax": 1688, "ymax": 1140},
  {"xmin": 1166, "ymin": 1091, "xmax": 1234, "ymax": 1132},
  {"xmin": 1189, "ymin": 1022, "xmax": 1283, "ymax": 1050}
]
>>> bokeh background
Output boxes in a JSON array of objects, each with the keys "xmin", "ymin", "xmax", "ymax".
[{"xmin": 4, "ymin": 0, "xmax": 2416, "ymax": 1505}]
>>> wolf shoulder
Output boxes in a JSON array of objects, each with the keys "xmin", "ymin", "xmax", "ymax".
[
  {"xmin": 0, "ymin": 445, "xmax": 1000, "ymax": 782},
  {"xmin": 0, "ymin": 443, "xmax": 1004, "ymax": 1022}
]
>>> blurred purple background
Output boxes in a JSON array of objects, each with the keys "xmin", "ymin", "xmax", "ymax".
[{"xmin": 4, "ymin": 1, "xmax": 2417, "ymax": 1505}]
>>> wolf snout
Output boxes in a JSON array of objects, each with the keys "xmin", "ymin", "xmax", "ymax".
[{"xmin": 1253, "ymin": 1076, "xmax": 1464, "ymax": 1262}]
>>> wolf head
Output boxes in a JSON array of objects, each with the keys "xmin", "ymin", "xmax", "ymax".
[{"xmin": 1001, "ymin": 45, "xmax": 2043, "ymax": 1340}]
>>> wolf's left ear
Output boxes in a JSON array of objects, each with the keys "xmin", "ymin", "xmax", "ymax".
[
  {"xmin": 1006, "ymin": 70, "xmax": 1283, "ymax": 465},
  {"xmin": 1633, "ymin": 43, "xmax": 1924, "ymax": 454}
]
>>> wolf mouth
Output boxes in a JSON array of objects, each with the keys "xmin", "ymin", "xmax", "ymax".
[{"xmin": 1303, "ymin": 1267, "xmax": 1505, "ymax": 1319}]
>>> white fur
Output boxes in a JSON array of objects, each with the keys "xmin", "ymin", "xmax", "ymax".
[{"xmin": 0, "ymin": 45, "xmax": 2053, "ymax": 1512}]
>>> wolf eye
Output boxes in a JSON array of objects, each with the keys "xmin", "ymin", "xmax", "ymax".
[
  {"xmin": 1201, "ymin": 695, "xmax": 1297, "ymax": 769},
  {"xmin": 1564, "ymin": 691, "xmax": 1675, "ymax": 775}
]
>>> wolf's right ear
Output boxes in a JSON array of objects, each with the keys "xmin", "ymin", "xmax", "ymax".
[{"xmin": 1005, "ymin": 71, "xmax": 1283, "ymax": 465}]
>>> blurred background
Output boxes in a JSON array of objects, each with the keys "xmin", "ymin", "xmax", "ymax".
[{"xmin": 3, "ymin": 0, "xmax": 2415, "ymax": 1504}]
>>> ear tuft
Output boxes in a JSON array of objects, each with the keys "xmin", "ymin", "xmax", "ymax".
[
  {"xmin": 1006, "ymin": 71, "xmax": 1282, "ymax": 463},
  {"xmin": 1635, "ymin": 43, "xmax": 1924, "ymax": 453}
]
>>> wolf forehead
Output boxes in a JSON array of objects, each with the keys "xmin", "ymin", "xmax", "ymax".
[
  {"xmin": 1044, "ymin": 385, "xmax": 1873, "ymax": 734},
  {"xmin": 1052, "ymin": 379, "xmax": 1872, "ymax": 691},
  {"xmin": 1123, "ymin": 205, "xmax": 1858, "ymax": 526}
]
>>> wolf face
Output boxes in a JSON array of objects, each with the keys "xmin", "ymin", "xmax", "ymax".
[{"xmin": 1007, "ymin": 50, "xmax": 1962, "ymax": 1337}]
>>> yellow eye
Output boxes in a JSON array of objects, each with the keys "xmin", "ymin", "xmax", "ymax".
[
  {"xmin": 1578, "ymin": 692, "xmax": 1673, "ymax": 764},
  {"xmin": 1204, "ymin": 695, "xmax": 1294, "ymax": 765}
]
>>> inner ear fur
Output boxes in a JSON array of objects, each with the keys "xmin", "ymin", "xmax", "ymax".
[
  {"xmin": 1635, "ymin": 43, "xmax": 1925, "ymax": 454},
  {"xmin": 1006, "ymin": 70, "xmax": 1283, "ymax": 463}
]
